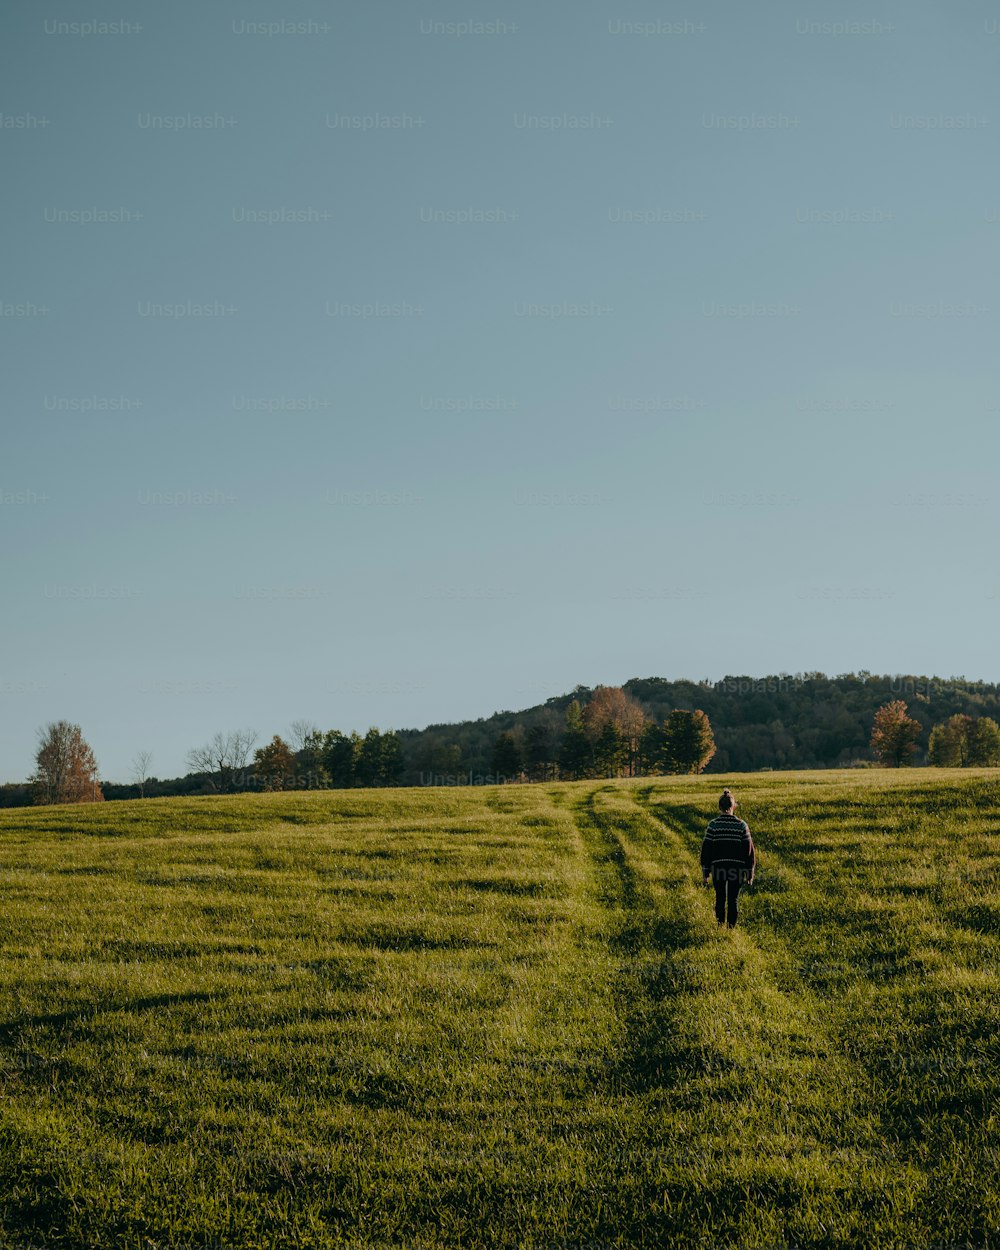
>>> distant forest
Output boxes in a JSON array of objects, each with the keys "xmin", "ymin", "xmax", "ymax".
[
  {"xmin": 397, "ymin": 672, "xmax": 1000, "ymax": 782},
  {"xmin": 3, "ymin": 672, "xmax": 999, "ymax": 807}
]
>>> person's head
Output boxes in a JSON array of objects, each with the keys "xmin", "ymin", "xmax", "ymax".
[{"xmin": 719, "ymin": 788, "xmax": 736, "ymax": 813}]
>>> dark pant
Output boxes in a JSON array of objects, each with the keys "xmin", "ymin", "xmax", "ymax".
[{"xmin": 712, "ymin": 868, "xmax": 745, "ymax": 927}]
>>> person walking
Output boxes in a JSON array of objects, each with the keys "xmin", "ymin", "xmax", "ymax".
[{"xmin": 701, "ymin": 788, "xmax": 755, "ymax": 928}]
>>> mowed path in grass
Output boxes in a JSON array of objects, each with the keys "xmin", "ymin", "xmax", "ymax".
[{"xmin": 0, "ymin": 772, "xmax": 998, "ymax": 1248}]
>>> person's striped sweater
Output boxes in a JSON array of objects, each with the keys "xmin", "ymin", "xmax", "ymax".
[{"xmin": 700, "ymin": 813, "xmax": 756, "ymax": 882}]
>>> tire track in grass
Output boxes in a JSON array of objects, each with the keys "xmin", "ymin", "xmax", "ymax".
[
  {"xmin": 592, "ymin": 785, "xmax": 856, "ymax": 1116},
  {"xmin": 565, "ymin": 783, "xmax": 732, "ymax": 1247},
  {"xmin": 609, "ymin": 784, "xmax": 928, "ymax": 1249},
  {"xmin": 649, "ymin": 789, "xmax": 1000, "ymax": 1248},
  {"xmin": 572, "ymin": 785, "xmax": 705, "ymax": 1097},
  {"xmin": 379, "ymin": 785, "xmax": 643, "ymax": 1250},
  {"xmin": 569, "ymin": 784, "xmax": 872, "ymax": 1245},
  {"xmin": 485, "ymin": 786, "xmax": 626, "ymax": 1104},
  {"xmin": 635, "ymin": 785, "xmax": 889, "ymax": 1103},
  {"xmin": 657, "ymin": 794, "xmax": 1000, "ymax": 1097}
]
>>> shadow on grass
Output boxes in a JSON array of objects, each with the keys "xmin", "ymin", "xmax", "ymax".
[
  {"xmin": 0, "ymin": 990, "xmax": 222, "ymax": 1045},
  {"xmin": 945, "ymin": 902, "xmax": 999, "ymax": 935},
  {"xmin": 98, "ymin": 938, "xmax": 264, "ymax": 960},
  {"xmin": 337, "ymin": 927, "xmax": 495, "ymax": 952},
  {"xmin": 574, "ymin": 789, "xmax": 705, "ymax": 1095},
  {"xmin": 643, "ymin": 798, "xmax": 710, "ymax": 846},
  {"xmin": 52, "ymin": 864, "xmax": 117, "ymax": 876},
  {"xmin": 450, "ymin": 877, "xmax": 558, "ymax": 898}
]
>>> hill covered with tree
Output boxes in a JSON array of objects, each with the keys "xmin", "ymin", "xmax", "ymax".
[
  {"xmin": 396, "ymin": 672, "xmax": 1000, "ymax": 783},
  {"xmin": 3, "ymin": 672, "xmax": 999, "ymax": 807}
]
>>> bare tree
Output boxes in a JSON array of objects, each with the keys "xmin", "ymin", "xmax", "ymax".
[
  {"xmin": 186, "ymin": 729, "xmax": 258, "ymax": 792},
  {"xmin": 130, "ymin": 750, "xmax": 153, "ymax": 798},
  {"xmin": 288, "ymin": 719, "xmax": 319, "ymax": 752}
]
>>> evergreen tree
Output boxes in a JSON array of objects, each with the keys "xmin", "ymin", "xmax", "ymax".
[
  {"xmin": 324, "ymin": 730, "xmax": 359, "ymax": 788},
  {"xmin": 297, "ymin": 729, "xmax": 330, "ymax": 788},
  {"xmin": 662, "ymin": 708, "xmax": 716, "ymax": 774},
  {"xmin": 967, "ymin": 717, "xmax": 1000, "ymax": 767},
  {"xmin": 418, "ymin": 741, "xmax": 464, "ymax": 781},
  {"xmin": 559, "ymin": 700, "xmax": 592, "ymax": 780},
  {"xmin": 492, "ymin": 731, "xmax": 522, "ymax": 781},
  {"xmin": 638, "ymin": 721, "xmax": 666, "ymax": 775},
  {"xmin": 593, "ymin": 722, "xmax": 628, "ymax": 777},
  {"xmin": 661, "ymin": 711, "xmax": 687, "ymax": 775},
  {"xmin": 380, "ymin": 730, "xmax": 405, "ymax": 785},
  {"xmin": 524, "ymin": 723, "xmax": 555, "ymax": 781},
  {"xmin": 870, "ymin": 700, "xmax": 922, "ymax": 767},
  {"xmin": 356, "ymin": 728, "xmax": 384, "ymax": 787}
]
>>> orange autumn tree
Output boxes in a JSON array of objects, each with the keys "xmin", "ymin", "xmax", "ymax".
[
  {"xmin": 32, "ymin": 720, "xmax": 104, "ymax": 804},
  {"xmin": 870, "ymin": 700, "xmax": 922, "ymax": 767},
  {"xmin": 582, "ymin": 685, "xmax": 650, "ymax": 777},
  {"xmin": 253, "ymin": 734, "xmax": 297, "ymax": 791}
]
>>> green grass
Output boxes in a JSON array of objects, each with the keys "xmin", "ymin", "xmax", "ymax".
[{"xmin": 0, "ymin": 769, "xmax": 998, "ymax": 1248}]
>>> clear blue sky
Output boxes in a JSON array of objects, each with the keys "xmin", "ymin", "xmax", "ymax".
[{"xmin": 3, "ymin": 0, "xmax": 998, "ymax": 783}]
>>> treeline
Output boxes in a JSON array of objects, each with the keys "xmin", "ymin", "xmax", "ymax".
[
  {"xmin": 250, "ymin": 728, "xmax": 404, "ymax": 791},
  {"xmin": 0, "ymin": 725, "xmax": 408, "ymax": 807},
  {"xmin": 3, "ymin": 672, "xmax": 999, "ymax": 807},
  {"xmin": 492, "ymin": 688, "xmax": 716, "ymax": 781}
]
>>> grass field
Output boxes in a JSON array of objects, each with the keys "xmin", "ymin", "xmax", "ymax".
[{"xmin": 0, "ymin": 769, "xmax": 999, "ymax": 1249}]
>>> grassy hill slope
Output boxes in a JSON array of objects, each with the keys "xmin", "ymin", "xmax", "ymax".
[{"xmin": 0, "ymin": 770, "xmax": 998, "ymax": 1248}]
